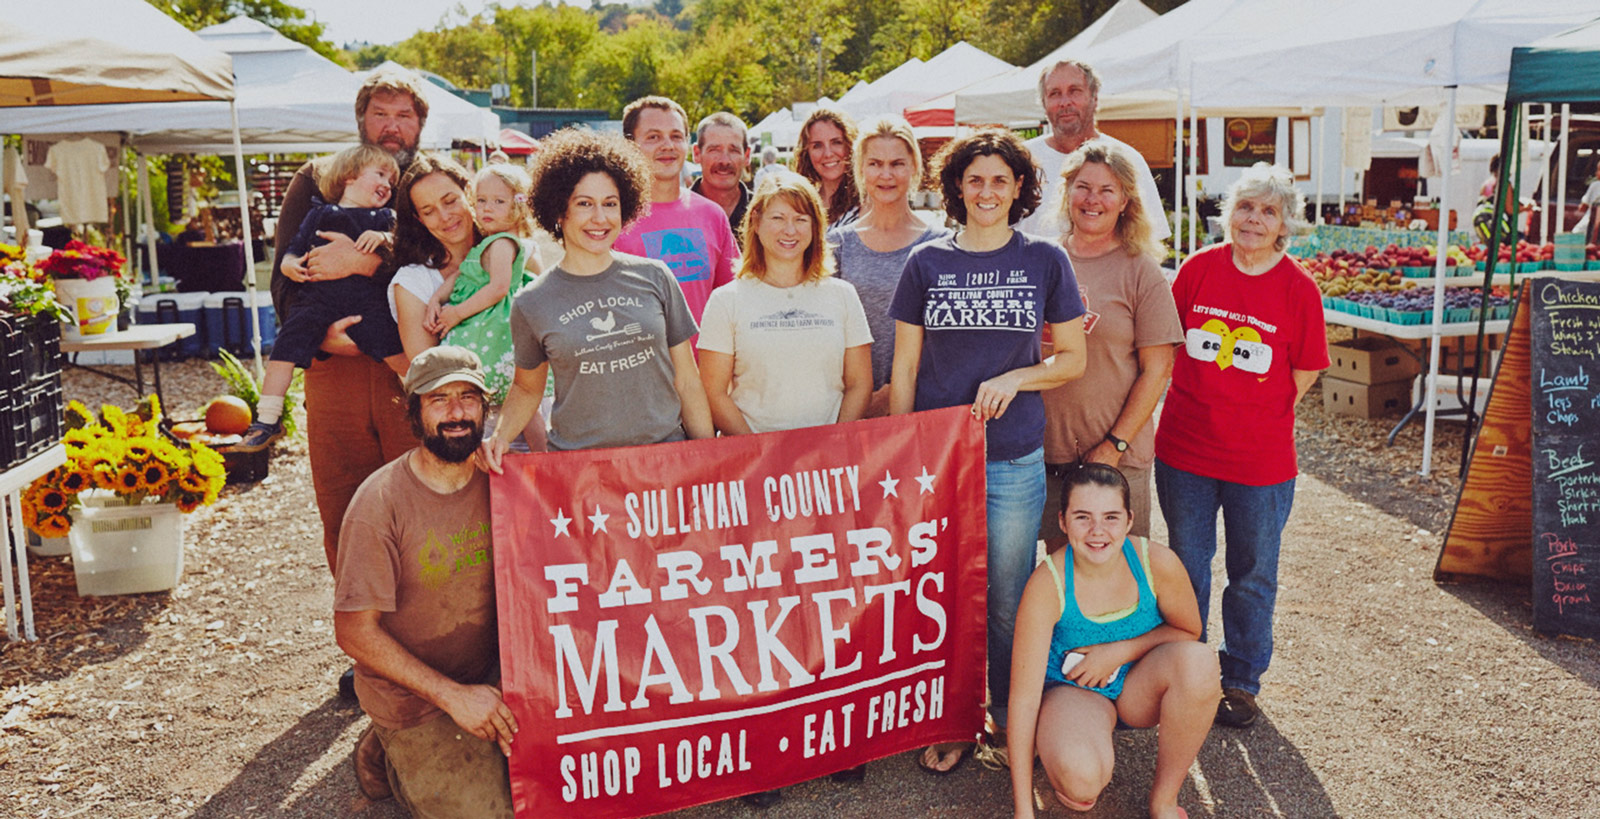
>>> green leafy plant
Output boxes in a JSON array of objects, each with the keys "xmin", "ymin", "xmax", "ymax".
[{"xmin": 209, "ymin": 349, "xmax": 303, "ymax": 437}]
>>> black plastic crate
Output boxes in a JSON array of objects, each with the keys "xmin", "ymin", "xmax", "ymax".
[
  {"xmin": 0, "ymin": 378, "xmax": 62, "ymax": 471},
  {"xmin": 0, "ymin": 315, "xmax": 63, "ymax": 392},
  {"xmin": 220, "ymin": 444, "xmax": 269, "ymax": 484}
]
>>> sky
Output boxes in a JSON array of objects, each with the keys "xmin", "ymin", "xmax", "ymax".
[{"xmin": 299, "ymin": 0, "xmax": 498, "ymax": 47}]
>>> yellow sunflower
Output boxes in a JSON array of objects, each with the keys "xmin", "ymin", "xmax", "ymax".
[
  {"xmin": 34, "ymin": 512, "xmax": 71, "ymax": 539},
  {"xmin": 175, "ymin": 495, "xmax": 203, "ymax": 513},
  {"xmin": 59, "ymin": 467, "xmax": 91, "ymax": 495},
  {"xmin": 115, "ymin": 464, "xmax": 143, "ymax": 494},
  {"xmin": 33, "ymin": 486, "xmax": 69, "ymax": 514},
  {"xmin": 140, "ymin": 461, "xmax": 173, "ymax": 496},
  {"xmin": 123, "ymin": 441, "xmax": 154, "ymax": 462},
  {"xmin": 178, "ymin": 471, "xmax": 210, "ymax": 494}
]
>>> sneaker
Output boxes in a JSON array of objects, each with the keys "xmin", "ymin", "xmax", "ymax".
[
  {"xmin": 236, "ymin": 420, "xmax": 283, "ymax": 452},
  {"xmin": 1216, "ymin": 687, "xmax": 1260, "ymax": 728}
]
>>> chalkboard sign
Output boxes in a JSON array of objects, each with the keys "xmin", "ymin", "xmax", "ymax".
[{"xmin": 1528, "ymin": 277, "xmax": 1600, "ymax": 639}]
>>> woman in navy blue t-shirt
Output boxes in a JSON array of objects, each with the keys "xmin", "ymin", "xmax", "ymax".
[{"xmin": 889, "ymin": 128, "xmax": 1087, "ymax": 774}]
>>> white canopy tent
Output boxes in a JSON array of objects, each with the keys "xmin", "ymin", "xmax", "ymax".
[
  {"xmin": 838, "ymin": 42, "xmax": 1013, "ymax": 123},
  {"xmin": 1185, "ymin": 0, "xmax": 1597, "ymax": 476},
  {"xmin": 0, "ymin": 0, "xmax": 232, "ymax": 107},
  {"xmin": 836, "ymin": 60, "xmax": 922, "ymax": 110},
  {"xmin": 949, "ymin": 0, "xmax": 1161, "ymax": 126},
  {"xmin": 3, "ymin": 17, "xmax": 366, "ymax": 154},
  {"xmin": 0, "ymin": 3, "xmax": 271, "ymax": 375}
]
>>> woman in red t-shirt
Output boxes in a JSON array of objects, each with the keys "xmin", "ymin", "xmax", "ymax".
[{"xmin": 1153, "ymin": 162, "xmax": 1329, "ymax": 730}]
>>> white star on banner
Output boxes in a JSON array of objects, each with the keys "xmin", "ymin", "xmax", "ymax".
[
  {"xmin": 879, "ymin": 470, "xmax": 899, "ymax": 498},
  {"xmin": 550, "ymin": 508, "xmax": 572, "ymax": 537},
  {"xmin": 588, "ymin": 505, "xmax": 610, "ymax": 534},
  {"xmin": 915, "ymin": 466, "xmax": 937, "ymax": 495}
]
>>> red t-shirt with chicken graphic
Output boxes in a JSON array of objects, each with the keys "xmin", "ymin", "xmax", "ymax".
[{"xmin": 1155, "ymin": 243, "xmax": 1329, "ymax": 485}]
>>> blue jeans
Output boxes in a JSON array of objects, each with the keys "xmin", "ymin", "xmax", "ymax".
[
  {"xmin": 985, "ymin": 447, "xmax": 1046, "ymax": 728},
  {"xmin": 1154, "ymin": 458, "xmax": 1295, "ymax": 696}
]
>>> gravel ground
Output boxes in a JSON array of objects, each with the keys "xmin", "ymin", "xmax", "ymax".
[{"xmin": 2, "ymin": 335, "xmax": 1597, "ymax": 819}]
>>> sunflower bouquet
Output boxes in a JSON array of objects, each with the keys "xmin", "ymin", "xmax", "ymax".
[{"xmin": 22, "ymin": 396, "xmax": 227, "ymax": 538}]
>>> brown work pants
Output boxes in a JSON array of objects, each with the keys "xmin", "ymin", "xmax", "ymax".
[
  {"xmin": 304, "ymin": 354, "xmax": 416, "ymax": 571},
  {"xmin": 372, "ymin": 713, "xmax": 514, "ymax": 818}
]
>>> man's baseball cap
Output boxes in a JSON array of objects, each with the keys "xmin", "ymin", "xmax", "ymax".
[{"xmin": 403, "ymin": 346, "xmax": 488, "ymax": 397}]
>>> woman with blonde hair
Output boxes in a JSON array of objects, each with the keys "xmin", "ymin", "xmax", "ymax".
[
  {"xmin": 795, "ymin": 107, "xmax": 862, "ymax": 227},
  {"xmin": 699, "ymin": 172, "xmax": 872, "ymax": 434},
  {"xmin": 829, "ymin": 115, "xmax": 952, "ymax": 416},
  {"xmin": 1038, "ymin": 138, "xmax": 1183, "ymax": 548}
]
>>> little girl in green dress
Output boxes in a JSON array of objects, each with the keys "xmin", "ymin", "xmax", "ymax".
[{"xmin": 425, "ymin": 162, "xmax": 541, "ymax": 401}]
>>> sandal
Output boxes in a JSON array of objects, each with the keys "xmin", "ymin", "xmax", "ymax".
[
  {"xmin": 974, "ymin": 727, "xmax": 1010, "ymax": 771},
  {"xmin": 916, "ymin": 742, "xmax": 972, "ymax": 775}
]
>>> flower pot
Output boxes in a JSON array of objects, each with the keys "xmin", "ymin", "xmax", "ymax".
[
  {"xmin": 52, "ymin": 276, "xmax": 120, "ymax": 340},
  {"xmin": 68, "ymin": 501, "xmax": 184, "ymax": 596}
]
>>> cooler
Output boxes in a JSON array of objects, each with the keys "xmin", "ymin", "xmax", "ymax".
[
  {"xmin": 203, "ymin": 291, "xmax": 277, "ymax": 357},
  {"xmin": 136, "ymin": 292, "xmax": 210, "ymax": 358}
]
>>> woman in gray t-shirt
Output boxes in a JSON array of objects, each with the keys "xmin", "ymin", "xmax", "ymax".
[
  {"xmin": 829, "ymin": 116, "xmax": 951, "ymax": 416},
  {"xmin": 480, "ymin": 129, "xmax": 715, "ymax": 463}
]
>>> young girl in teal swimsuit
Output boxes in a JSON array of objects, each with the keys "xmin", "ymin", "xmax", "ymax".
[{"xmin": 1008, "ymin": 464, "xmax": 1219, "ymax": 819}]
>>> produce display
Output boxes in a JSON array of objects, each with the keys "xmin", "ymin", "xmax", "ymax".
[{"xmin": 1327, "ymin": 284, "xmax": 1513, "ymax": 325}]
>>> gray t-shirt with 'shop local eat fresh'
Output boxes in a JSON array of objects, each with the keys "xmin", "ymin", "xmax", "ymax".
[{"xmin": 510, "ymin": 253, "xmax": 698, "ymax": 451}]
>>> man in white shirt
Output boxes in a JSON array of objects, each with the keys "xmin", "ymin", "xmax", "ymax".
[{"xmin": 1019, "ymin": 59, "xmax": 1172, "ymax": 243}]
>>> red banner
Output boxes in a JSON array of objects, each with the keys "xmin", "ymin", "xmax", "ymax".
[{"xmin": 491, "ymin": 407, "xmax": 988, "ymax": 817}]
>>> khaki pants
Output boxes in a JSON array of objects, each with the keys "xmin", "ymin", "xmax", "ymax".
[
  {"xmin": 1040, "ymin": 462, "xmax": 1154, "ymax": 545},
  {"xmin": 304, "ymin": 354, "xmax": 416, "ymax": 570},
  {"xmin": 372, "ymin": 713, "xmax": 513, "ymax": 819}
]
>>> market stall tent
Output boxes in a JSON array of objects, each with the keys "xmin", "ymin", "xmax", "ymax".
[
  {"xmin": 1182, "ymin": 0, "xmax": 1597, "ymax": 476},
  {"xmin": 948, "ymin": 0, "xmax": 1161, "ymax": 126},
  {"xmin": 1438, "ymin": 16, "xmax": 1600, "ymax": 599},
  {"xmin": 838, "ymin": 43, "xmax": 1013, "ymax": 123},
  {"xmin": 0, "ymin": 0, "xmax": 233, "ymax": 107},
  {"xmin": 2, "ymin": 17, "xmax": 364, "ymax": 154}
]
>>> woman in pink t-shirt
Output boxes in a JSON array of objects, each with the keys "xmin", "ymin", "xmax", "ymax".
[
  {"xmin": 1153, "ymin": 163, "xmax": 1329, "ymax": 731},
  {"xmin": 1037, "ymin": 139, "xmax": 1182, "ymax": 545}
]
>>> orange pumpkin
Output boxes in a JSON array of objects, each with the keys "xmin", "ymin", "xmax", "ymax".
[{"xmin": 204, "ymin": 396, "xmax": 253, "ymax": 435}]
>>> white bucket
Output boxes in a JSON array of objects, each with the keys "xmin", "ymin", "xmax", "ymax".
[
  {"xmin": 68, "ymin": 502, "xmax": 185, "ymax": 596},
  {"xmin": 52, "ymin": 276, "xmax": 120, "ymax": 340}
]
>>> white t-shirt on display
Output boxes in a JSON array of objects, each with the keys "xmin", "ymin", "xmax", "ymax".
[
  {"xmin": 697, "ymin": 276, "xmax": 873, "ymax": 433},
  {"xmin": 44, "ymin": 138, "xmax": 111, "ymax": 225},
  {"xmin": 1020, "ymin": 133, "xmax": 1171, "ymax": 243}
]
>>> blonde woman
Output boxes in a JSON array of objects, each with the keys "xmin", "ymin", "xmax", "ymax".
[
  {"xmin": 828, "ymin": 116, "xmax": 952, "ymax": 417},
  {"xmin": 699, "ymin": 172, "xmax": 872, "ymax": 434},
  {"xmin": 1038, "ymin": 139, "xmax": 1182, "ymax": 547}
]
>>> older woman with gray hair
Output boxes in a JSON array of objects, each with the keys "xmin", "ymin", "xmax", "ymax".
[{"xmin": 1153, "ymin": 162, "xmax": 1328, "ymax": 730}]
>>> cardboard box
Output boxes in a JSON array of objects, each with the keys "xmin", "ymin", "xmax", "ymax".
[
  {"xmin": 1323, "ymin": 376, "xmax": 1413, "ymax": 418},
  {"xmin": 1413, "ymin": 374, "xmax": 1490, "ymax": 418},
  {"xmin": 1328, "ymin": 337, "xmax": 1420, "ymax": 385}
]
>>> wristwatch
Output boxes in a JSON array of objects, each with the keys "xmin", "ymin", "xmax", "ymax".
[{"xmin": 1104, "ymin": 433, "xmax": 1129, "ymax": 452}]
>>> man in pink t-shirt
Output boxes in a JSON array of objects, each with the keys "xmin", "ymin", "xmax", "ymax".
[{"xmin": 614, "ymin": 96, "xmax": 738, "ymax": 323}]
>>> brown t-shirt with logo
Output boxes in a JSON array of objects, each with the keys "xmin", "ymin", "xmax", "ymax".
[
  {"xmin": 334, "ymin": 451, "xmax": 497, "ymax": 730},
  {"xmin": 1042, "ymin": 248, "xmax": 1183, "ymax": 469}
]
